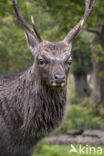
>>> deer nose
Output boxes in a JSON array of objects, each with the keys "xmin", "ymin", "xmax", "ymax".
[{"xmin": 55, "ymin": 74, "xmax": 65, "ymax": 82}]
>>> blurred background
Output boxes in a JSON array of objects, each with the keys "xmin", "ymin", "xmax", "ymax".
[{"xmin": 0, "ymin": 0, "xmax": 104, "ymax": 155}]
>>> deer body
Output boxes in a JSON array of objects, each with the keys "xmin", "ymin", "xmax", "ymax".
[
  {"xmin": 0, "ymin": 41, "xmax": 69, "ymax": 156},
  {"xmin": 0, "ymin": 0, "xmax": 96, "ymax": 155},
  {"xmin": 0, "ymin": 71, "xmax": 66, "ymax": 155},
  {"xmin": 0, "ymin": 63, "xmax": 67, "ymax": 156}
]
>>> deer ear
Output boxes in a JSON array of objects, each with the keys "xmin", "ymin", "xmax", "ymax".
[{"xmin": 25, "ymin": 32, "xmax": 39, "ymax": 54}]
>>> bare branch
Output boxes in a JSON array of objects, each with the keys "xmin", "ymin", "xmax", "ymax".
[{"xmin": 87, "ymin": 28, "xmax": 100, "ymax": 36}]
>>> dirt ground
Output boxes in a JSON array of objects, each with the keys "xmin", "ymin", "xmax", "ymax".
[{"xmin": 45, "ymin": 130, "xmax": 104, "ymax": 146}]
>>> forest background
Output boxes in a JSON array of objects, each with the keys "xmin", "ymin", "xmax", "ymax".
[{"xmin": 0, "ymin": 0, "xmax": 104, "ymax": 155}]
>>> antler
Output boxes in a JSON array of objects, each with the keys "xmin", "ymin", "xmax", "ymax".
[
  {"xmin": 64, "ymin": 0, "xmax": 96, "ymax": 43},
  {"xmin": 12, "ymin": 0, "xmax": 42, "ymax": 42}
]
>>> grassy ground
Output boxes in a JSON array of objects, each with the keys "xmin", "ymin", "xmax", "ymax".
[
  {"xmin": 33, "ymin": 144, "xmax": 104, "ymax": 156},
  {"xmin": 56, "ymin": 104, "xmax": 104, "ymax": 133}
]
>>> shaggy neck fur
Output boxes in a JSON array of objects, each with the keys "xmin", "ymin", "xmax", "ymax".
[
  {"xmin": 21, "ymin": 64, "xmax": 67, "ymax": 140},
  {"xmin": 0, "ymin": 63, "xmax": 67, "ymax": 155}
]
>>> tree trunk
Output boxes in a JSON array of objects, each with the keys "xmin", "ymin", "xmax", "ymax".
[
  {"xmin": 74, "ymin": 73, "xmax": 91, "ymax": 97},
  {"xmin": 90, "ymin": 25, "xmax": 104, "ymax": 115}
]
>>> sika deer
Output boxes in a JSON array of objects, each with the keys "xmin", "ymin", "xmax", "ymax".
[{"xmin": 0, "ymin": 0, "xmax": 96, "ymax": 155}]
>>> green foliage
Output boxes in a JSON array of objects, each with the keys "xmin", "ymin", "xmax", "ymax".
[
  {"xmin": 33, "ymin": 143, "xmax": 69, "ymax": 156},
  {"xmin": 93, "ymin": 44, "xmax": 104, "ymax": 63},
  {"xmin": 0, "ymin": 0, "xmax": 58, "ymax": 74},
  {"xmin": 56, "ymin": 105, "xmax": 104, "ymax": 133},
  {"xmin": 35, "ymin": 0, "xmax": 102, "ymax": 34},
  {"xmin": 92, "ymin": 44, "xmax": 104, "ymax": 78},
  {"xmin": 33, "ymin": 143, "xmax": 104, "ymax": 156},
  {"xmin": 70, "ymin": 32, "xmax": 93, "ymax": 74},
  {"xmin": 0, "ymin": 16, "xmax": 33, "ymax": 74},
  {"xmin": 0, "ymin": 0, "xmax": 12, "ymax": 17}
]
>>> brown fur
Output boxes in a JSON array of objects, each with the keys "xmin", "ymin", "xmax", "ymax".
[{"xmin": 0, "ymin": 40, "xmax": 72, "ymax": 156}]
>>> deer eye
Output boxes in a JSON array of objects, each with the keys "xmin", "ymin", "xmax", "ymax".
[
  {"xmin": 65, "ymin": 58, "xmax": 72, "ymax": 65},
  {"xmin": 39, "ymin": 58, "xmax": 45, "ymax": 65}
]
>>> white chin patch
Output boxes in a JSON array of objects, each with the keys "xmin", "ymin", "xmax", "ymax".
[
  {"xmin": 52, "ymin": 82, "xmax": 57, "ymax": 86},
  {"xmin": 61, "ymin": 83, "xmax": 65, "ymax": 87},
  {"xmin": 52, "ymin": 82, "xmax": 65, "ymax": 87}
]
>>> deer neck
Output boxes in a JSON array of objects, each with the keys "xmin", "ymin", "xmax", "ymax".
[{"xmin": 21, "ymin": 63, "xmax": 67, "ymax": 138}]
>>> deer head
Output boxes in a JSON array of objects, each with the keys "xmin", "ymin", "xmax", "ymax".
[{"xmin": 12, "ymin": 0, "xmax": 96, "ymax": 88}]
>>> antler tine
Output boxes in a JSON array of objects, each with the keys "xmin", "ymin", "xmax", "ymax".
[
  {"xmin": 12, "ymin": 0, "xmax": 42, "ymax": 42},
  {"xmin": 31, "ymin": 16, "xmax": 42, "ymax": 42},
  {"xmin": 64, "ymin": 0, "xmax": 96, "ymax": 43}
]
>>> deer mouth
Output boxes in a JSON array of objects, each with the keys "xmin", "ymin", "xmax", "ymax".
[{"xmin": 52, "ymin": 81, "xmax": 65, "ymax": 87}]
